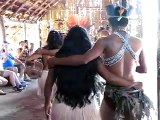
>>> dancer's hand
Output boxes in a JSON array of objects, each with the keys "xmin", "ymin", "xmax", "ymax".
[
  {"xmin": 133, "ymin": 82, "xmax": 143, "ymax": 90},
  {"xmin": 45, "ymin": 102, "xmax": 52, "ymax": 120},
  {"xmin": 48, "ymin": 57, "xmax": 56, "ymax": 69}
]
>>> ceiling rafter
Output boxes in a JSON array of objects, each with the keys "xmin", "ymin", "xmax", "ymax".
[
  {"xmin": 0, "ymin": 0, "xmax": 64, "ymax": 22},
  {"xmin": 27, "ymin": 0, "xmax": 49, "ymax": 19},
  {"xmin": 35, "ymin": 0, "xmax": 60, "ymax": 21},
  {"xmin": 9, "ymin": 0, "xmax": 28, "ymax": 18},
  {"xmin": 32, "ymin": 1, "xmax": 56, "ymax": 20},
  {"xmin": 0, "ymin": 0, "xmax": 19, "ymax": 14},
  {"xmin": 0, "ymin": 0, "xmax": 12, "ymax": 11},
  {"xmin": 23, "ymin": 0, "xmax": 40, "ymax": 15}
]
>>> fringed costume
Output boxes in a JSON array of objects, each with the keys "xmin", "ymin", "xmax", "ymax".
[{"xmin": 103, "ymin": 83, "xmax": 154, "ymax": 120}]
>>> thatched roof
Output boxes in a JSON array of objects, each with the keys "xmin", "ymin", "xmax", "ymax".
[{"xmin": 0, "ymin": 0, "xmax": 65, "ymax": 22}]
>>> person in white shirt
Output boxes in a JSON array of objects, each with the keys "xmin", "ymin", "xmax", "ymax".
[{"xmin": 0, "ymin": 58, "xmax": 25, "ymax": 92}]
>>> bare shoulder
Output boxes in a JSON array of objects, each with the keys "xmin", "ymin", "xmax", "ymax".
[
  {"xmin": 96, "ymin": 37, "xmax": 108, "ymax": 44},
  {"xmin": 129, "ymin": 36, "xmax": 144, "ymax": 52},
  {"xmin": 130, "ymin": 36, "xmax": 143, "ymax": 46}
]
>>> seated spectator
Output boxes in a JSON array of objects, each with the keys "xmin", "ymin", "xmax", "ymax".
[
  {"xmin": 0, "ymin": 70, "xmax": 26, "ymax": 91},
  {"xmin": 17, "ymin": 40, "xmax": 29, "ymax": 63},
  {"xmin": 97, "ymin": 26, "xmax": 110, "ymax": 39},
  {"xmin": 1, "ymin": 43, "xmax": 25, "ymax": 81},
  {"xmin": 16, "ymin": 40, "xmax": 30, "ymax": 80},
  {"xmin": 29, "ymin": 43, "xmax": 35, "ymax": 55},
  {"xmin": 0, "ymin": 76, "xmax": 8, "ymax": 95},
  {"xmin": 0, "ymin": 76, "xmax": 8, "ymax": 86},
  {"xmin": 0, "ymin": 59, "xmax": 26, "ymax": 92}
]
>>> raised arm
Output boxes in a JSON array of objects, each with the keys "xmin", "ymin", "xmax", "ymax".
[
  {"xmin": 97, "ymin": 59, "xmax": 141, "ymax": 88},
  {"xmin": 35, "ymin": 48, "xmax": 59, "ymax": 56},
  {"xmin": 17, "ymin": 47, "xmax": 28, "ymax": 58},
  {"xmin": 13, "ymin": 56, "xmax": 25, "ymax": 67},
  {"xmin": 136, "ymin": 49, "xmax": 147, "ymax": 73},
  {"xmin": 48, "ymin": 39, "xmax": 105, "ymax": 68},
  {"xmin": 26, "ymin": 53, "xmax": 42, "ymax": 61}
]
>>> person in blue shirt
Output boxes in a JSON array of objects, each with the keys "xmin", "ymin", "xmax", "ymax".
[
  {"xmin": 1, "ymin": 43, "xmax": 25, "ymax": 81},
  {"xmin": 3, "ymin": 53, "xmax": 15, "ymax": 69}
]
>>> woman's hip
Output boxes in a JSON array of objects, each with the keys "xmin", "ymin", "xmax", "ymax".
[{"xmin": 51, "ymin": 99, "xmax": 101, "ymax": 120}]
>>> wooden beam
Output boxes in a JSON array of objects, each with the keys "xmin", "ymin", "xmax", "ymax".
[
  {"xmin": 8, "ymin": 0, "xmax": 19, "ymax": 9},
  {"xmin": 0, "ymin": 0, "xmax": 11, "ymax": 11},
  {"xmin": 23, "ymin": 0, "xmax": 40, "ymax": 15},
  {"xmin": 0, "ymin": 16, "xmax": 6, "ymax": 42},
  {"xmin": 10, "ymin": 0, "xmax": 28, "ymax": 18},
  {"xmin": 0, "ymin": 0, "xmax": 19, "ymax": 14},
  {"xmin": 34, "ymin": 2, "xmax": 53, "ymax": 18},
  {"xmin": 33, "ymin": 0, "xmax": 59, "ymax": 21},
  {"xmin": 27, "ymin": 0, "xmax": 48, "ymax": 18}
]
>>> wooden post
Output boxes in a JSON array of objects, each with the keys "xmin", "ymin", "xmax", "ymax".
[
  {"xmin": 24, "ymin": 22, "xmax": 26, "ymax": 40},
  {"xmin": 0, "ymin": 16, "xmax": 6, "ymax": 43}
]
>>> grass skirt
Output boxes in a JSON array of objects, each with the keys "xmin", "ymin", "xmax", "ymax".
[{"xmin": 104, "ymin": 84, "xmax": 154, "ymax": 120}]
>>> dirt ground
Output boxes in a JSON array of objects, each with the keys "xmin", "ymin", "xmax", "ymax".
[
  {"xmin": 0, "ymin": 80, "xmax": 46, "ymax": 120},
  {"xmin": 0, "ymin": 79, "xmax": 159, "ymax": 120}
]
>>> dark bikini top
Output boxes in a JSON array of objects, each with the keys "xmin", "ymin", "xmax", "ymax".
[{"xmin": 104, "ymin": 32, "xmax": 139, "ymax": 66}]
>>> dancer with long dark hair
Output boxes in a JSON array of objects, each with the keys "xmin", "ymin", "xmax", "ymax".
[
  {"xmin": 47, "ymin": 5, "xmax": 153, "ymax": 120},
  {"xmin": 26, "ymin": 30, "xmax": 62, "ymax": 96},
  {"xmin": 44, "ymin": 25, "xmax": 142, "ymax": 120}
]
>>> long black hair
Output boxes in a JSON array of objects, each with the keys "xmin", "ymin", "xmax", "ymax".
[
  {"xmin": 54, "ymin": 25, "xmax": 99, "ymax": 108},
  {"xmin": 44, "ymin": 30, "xmax": 62, "ymax": 50},
  {"xmin": 41, "ymin": 30, "xmax": 62, "ymax": 69}
]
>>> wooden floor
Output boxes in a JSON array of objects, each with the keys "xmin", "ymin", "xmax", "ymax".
[{"xmin": 0, "ymin": 80, "xmax": 46, "ymax": 120}]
